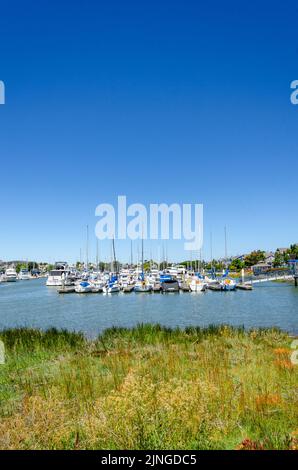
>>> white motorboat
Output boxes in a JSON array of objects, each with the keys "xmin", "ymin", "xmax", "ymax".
[
  {"xmin": 46, "ymin": 262, "xmax": 70, "ymax": 286},
  {"xmin": 18, "ymin": 269, "xmax": 31, "ymax": 280},
  {"xmin": 5, "ymin": 268, "xmax": 18, "ymax": 282}
]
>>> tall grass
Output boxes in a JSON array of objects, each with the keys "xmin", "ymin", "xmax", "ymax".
[{"xmin": 0, "ymin": 324, "xmax": 297, "ymax": 450}]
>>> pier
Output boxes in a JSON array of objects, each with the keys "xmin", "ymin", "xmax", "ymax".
[{"xmin": 250, "ymin": 274, "xmax": 294, "ymax": 284}]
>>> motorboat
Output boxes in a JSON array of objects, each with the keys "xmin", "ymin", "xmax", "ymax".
[
  {"xmin": 18, "ymin": 269, "xmax": 31, "ymax": 280},
  {"xmin": 236, "ymin": 282, "xmax": 253, "ymax": 290},
  {"xmin": 46, "ymin": 262, "xmax": 71, "ymax": 286},
  {"xmin": 160, "ymin": 276, "xmax": 179, "ymax": 292},
  {"xmin": 5, "ymin": 268, "xmax": 18, "ymax": 282}
]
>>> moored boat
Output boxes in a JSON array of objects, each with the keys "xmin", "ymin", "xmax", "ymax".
[
  {"xmin": 189, "ymin": 277, "xmax": 206, "ymax": 292},
  {"xmin": 18, "ymin": 269, "xmax": 31, "ymax": 280},
  {"xmin": 75, "ymin": 281, "xmax": 93, "ymax": 293},
  {"xmin": 221, "ymin": 278, "xmax": 237, "ymax": 291},
  {"xmin": 5, "ymin": 268, "xmax": 18, "ymax": 282},
  {"xmin": 236, "ymin": 283, "xmax": 253, "ymax": 290},
  {"xmin": 160, "ymin": 277, "xmax": 179, "ymax": 292}
]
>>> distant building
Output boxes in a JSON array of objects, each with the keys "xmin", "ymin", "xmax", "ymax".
[
  {"xmin": 264, "ymin": 251, "xmax": 275, "ymax": 265},
  {"xmin": 276, "ymin": 248, "xmax": 288, "ymax": 254},
  {"xmin": 252, "ymin": 262, "xmax": 271, "ymax": 275}
]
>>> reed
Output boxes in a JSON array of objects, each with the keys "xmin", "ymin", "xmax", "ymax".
[{"xmin": 0, "ymin": 324, "xmax": 297, "ymax": 450}]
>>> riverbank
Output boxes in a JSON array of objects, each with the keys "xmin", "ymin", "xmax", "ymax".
[{"xmin": 0, "ymin": 325, "xmax": 297, "ymax": 450}]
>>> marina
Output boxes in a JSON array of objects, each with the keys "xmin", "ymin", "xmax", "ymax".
[{"xmin": 0, "ymin": 276, "xmax": 297, "ymax": 337}]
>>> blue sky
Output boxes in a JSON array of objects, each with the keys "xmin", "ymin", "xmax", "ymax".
[{"xmin": 0, "ymin": 0, "xmax": 298, "ymax": 264}]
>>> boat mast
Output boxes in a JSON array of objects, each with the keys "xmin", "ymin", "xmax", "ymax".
[
  {"xmin": 112, "ymin": 237, "xmax": 117, "ymax": 273},
  {"xmin": 86, "ymin": 225, "xmax": 89, "ymax": 270},
  {"xmin": 210, "ymin": 232, "xmax": 213, "ymax": 269},
  {"xmin": 96, "ymin": 239, "xmax": 99, "ymax": 272},
  {"xmin": 141, "ymin": 229, "xmax": 144, "ymax": 276},
  {"xmin": 224, "ymin": 225, "xmax": 228, "ymax": 266}
]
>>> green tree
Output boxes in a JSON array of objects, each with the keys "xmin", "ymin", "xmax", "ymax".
[
  {"xmin": 273, "ymin": 250, "xmax": 283, "ymax": 268},
  {"xmin": 244, "ymin": 250, "xmax": 265, "ymax": 267},
  {"xmin": 16, "ymin": 263, "xmax": 24, "ymax": 274},
  {"xmin": 229, "ymin": 258, "xmax": 245, "ymax": 271},
  {"xmin": 28, "ymin": 261, "xmax": 39, "ymax": 272},
  {"xmin": 287, "ymin": 244, "xmax": 298, "ymax": 260}
]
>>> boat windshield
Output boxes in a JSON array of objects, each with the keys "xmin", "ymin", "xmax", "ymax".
[{"xmin": 49, "ymin": 270, "xmax": 65, "ymax": 276}]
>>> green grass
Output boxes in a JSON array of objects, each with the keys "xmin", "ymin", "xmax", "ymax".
[{"xmin": 0, "ymin": 324, "xmax": 297, "ymax": 450}]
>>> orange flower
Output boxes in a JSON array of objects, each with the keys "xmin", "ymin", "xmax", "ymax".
[
  {"xmin": 256, "ymin": 393, "xmax": 282, "ymax": 407},
  {"xmin": 273, "ymin": 348, "xmax": 291, "ymax": 356},
  {"xmin": 274, "ymin": 359, "xmax": 294, "ymax": 370},
  {"xmin": 236, "ymin": 438, "xmax": 264, "ymax": 450}
]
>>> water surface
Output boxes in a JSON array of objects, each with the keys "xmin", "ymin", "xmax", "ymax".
[{"xmin": 0, "ymin": 279, "xmax": 297, "ymax": 337}]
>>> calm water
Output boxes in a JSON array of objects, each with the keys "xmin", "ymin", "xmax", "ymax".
[{"xmin": 0, "ymin": 278, "xmax": 297, "ymax": 337}]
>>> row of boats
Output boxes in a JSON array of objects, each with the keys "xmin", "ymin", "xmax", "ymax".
[
  {"xmin": 45, "ymin": 263, "xmax": 252, "ymax": 294},
  {"xmin": 0, "ymin": 268, "xmax": 32, "ymax": 282}
]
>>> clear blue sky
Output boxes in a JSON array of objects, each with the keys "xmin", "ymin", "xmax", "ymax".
[{"xmin": 0, "ymin": 0, "xmax": 298, "ymax": 264}]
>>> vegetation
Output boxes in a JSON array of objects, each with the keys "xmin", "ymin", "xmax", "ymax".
[
  {"xmin": 0, "ymin": 325, "xmax": 297, "ymax": 450},
  {"xmin": 228, "ymin": 258, "xmax": 245, "ymax": 271},
  {"xmin": 244, "ymin": 250, "xmax": 266, "ymax": 267},
  {"xmin": 15, "ymin": 263, "xmax": 27, "ymax": 274}
]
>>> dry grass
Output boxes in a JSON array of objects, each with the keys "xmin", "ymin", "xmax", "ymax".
[{"xmin": 0, "ymin": 324, "xmax": 297, "ymax": 449}]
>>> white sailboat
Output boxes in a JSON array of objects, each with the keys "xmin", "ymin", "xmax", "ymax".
[
  {"xmin": 75, "ymin": 281, "xmax": 93, "ymax": 293},
  {"xmin": 189, "ymin": 277, "xmax": 206, "ymax": 292}
]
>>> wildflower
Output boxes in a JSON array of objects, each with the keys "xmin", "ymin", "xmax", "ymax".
[
  {"xmin": 273, "ymin": 348, "xmax": 291, "ymax": 356},
  {"xmin": 274, "ymin": 359, "xmax": 294, "ymax": 370},
  {"xmin": 290, "ymin": 430, "xmax": 298, "ymax": 450},
  {"xmin": 236, "ymin": 438, "xmax": 264, "ymax": 450},
  {"xmin": 255, "ymin": 393, "xmax": 282, "ymax": 407}
]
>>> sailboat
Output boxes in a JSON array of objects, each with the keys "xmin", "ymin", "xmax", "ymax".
[
  {"xmin": 103, "ymin": 238, "xmax": 120, "ymax": 294},
  {"xmin": 75, "ymin": 281, "xmax": 93, "ymax": 293},
  {"xmin": 189, "ymin": 276, "xmax": 206, "ymax": 292},
  {"xmin": 220, "ymin": 269, "xmax": 236, "ymax": 291},
  {"xmin": 134, "ymin": 236, "xmax": 152, "ymax": 292}
]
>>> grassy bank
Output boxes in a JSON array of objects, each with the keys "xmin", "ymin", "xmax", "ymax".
[{"xmin": 0, "ymin": 324, "xmax": 297, "ymax": 450}]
